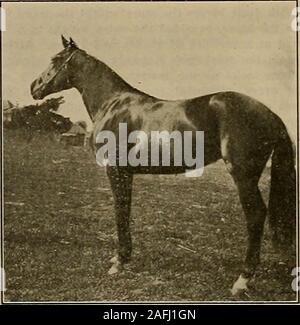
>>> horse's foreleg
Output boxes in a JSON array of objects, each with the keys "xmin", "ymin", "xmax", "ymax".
[
  {"xmin": 106, "ymin": 167, "xmax": 133, "ymax": 275},
  {"xmin": 231, "ymin": 176, "xmax": 267, "ymax": 295}
]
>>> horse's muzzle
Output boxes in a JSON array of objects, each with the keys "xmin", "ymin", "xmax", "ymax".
[{"xmin": 31, "ymin": 79, "xmax": 45, "ymax": 100}]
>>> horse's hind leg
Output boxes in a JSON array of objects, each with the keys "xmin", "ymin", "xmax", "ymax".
[
  {"xmin": 106, "ymin": 166, "xmax": 133, "ymax": 275},
  {"xmin": 221, "ymin": 134, "xmax": 270, "ymax": 295},
  {"xmin": 230, "ymin": 174, "xmax": 267, "ymax": 295}
]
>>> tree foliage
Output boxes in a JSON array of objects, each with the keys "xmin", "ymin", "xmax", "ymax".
[{"xmin": 4, "ymin": 96, "xmax": 72, "ymax": 138}]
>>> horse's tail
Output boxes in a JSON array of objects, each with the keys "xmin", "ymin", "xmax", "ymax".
[{"xmin": 268, "ymin": 119, "xmax": 296, "ymax": 248}]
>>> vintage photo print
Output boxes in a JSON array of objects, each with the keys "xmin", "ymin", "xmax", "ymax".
[{"xmin": 1, "ymin": 1, "xmax": 299, "ymax": 304}]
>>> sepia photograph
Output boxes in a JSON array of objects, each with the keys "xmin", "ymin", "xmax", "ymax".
[{"xmin": 1, "ymin": 0, "xmax": 299, "ymax": 304}]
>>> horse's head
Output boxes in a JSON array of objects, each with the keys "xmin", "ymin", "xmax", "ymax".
[{"xmin": 31, "ymin": 36, "xmax": 79, "ymax": 100}]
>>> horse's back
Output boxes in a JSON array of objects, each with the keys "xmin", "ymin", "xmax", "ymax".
[{"xmin": 91, "ymin": 90, "xmax": 284, "ymax": 172}]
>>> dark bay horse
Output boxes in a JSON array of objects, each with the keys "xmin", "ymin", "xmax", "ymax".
[{"xmin": 31, "ymin": 36, "xmax": 296, "ymax": 295}]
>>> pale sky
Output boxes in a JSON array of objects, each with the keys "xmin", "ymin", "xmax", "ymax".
[{"xmin": 3, "ymin": 1, "xmax": 297, "ymax": 138}]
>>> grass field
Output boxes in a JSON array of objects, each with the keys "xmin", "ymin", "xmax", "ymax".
[{"xmin": 3, "ymin": 130, "xmax": 297, "ymax": 302}]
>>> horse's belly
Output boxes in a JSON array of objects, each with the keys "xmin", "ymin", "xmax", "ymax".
[{"xmin": 128, "ymin": 166, "xmax": 187, "ymax": 174}]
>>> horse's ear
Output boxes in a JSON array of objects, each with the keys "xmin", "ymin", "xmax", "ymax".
[
  {"xmin": 61, "ymin": 35, "xmax": 69, "ymax": 48},
  {"xmin": 69, "ymin": 37, "xmax": 78, "ymax": 48}
]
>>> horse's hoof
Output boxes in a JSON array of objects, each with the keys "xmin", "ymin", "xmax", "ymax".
[
  {"xmin": 108, "ymin": 263, "xmax": 121, "ymax": 275},
  {"xmin": 108, "ymin": 256, "xmax": 121, "ymax": 275},
  {"xmin": 108, "ymin": 264, "xmax": 120, "ymax": 275},
  {"xmin": 109, "ymin": 256, "xmax": 118, "ymax": 264},
  {"xmin": 230, "ymin": 274, "xmax": 249, "ymax": 296}
]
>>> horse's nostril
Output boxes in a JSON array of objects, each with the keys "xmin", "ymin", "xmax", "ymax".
[
  {"xmin": 31, "ymin": 78, "xmax": 42, "ymax": 95},
  {"xmin": 31, "ymin": 81, "xmax": 36, "ymax": 92}
]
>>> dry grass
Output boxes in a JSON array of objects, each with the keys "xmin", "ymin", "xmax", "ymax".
[{"xmin": 3, "ymin": 129, "xmax": 297, "ymax": 302}]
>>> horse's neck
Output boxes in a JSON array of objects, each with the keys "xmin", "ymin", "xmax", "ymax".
[{"xmin": 72, "ymin": 52, "xmax": 134, "ymax": 121}]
